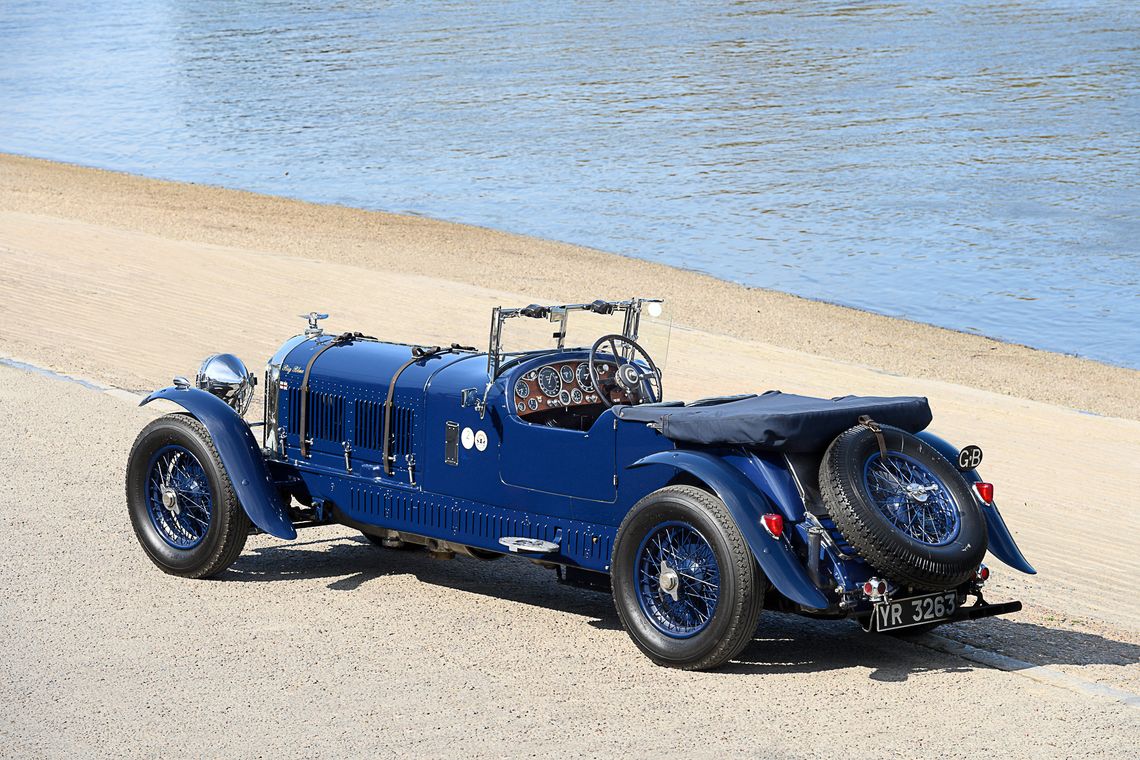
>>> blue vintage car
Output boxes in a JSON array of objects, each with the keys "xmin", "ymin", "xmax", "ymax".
[{"xmin": 126, "ymin": 298, "xmax": 1034, "ymax": 670}]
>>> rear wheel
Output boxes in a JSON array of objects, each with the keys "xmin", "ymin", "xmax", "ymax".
[
  {"xmin": 611, "ymin": 486, "xmax": 763, "ymax": 670},
  {"xmin": 125, "ymin": 414, "xmax": 250, "ymax": 578}
]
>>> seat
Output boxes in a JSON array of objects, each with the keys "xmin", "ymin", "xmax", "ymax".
[{"xmin": 615, "ymin": 390, "xmax": 932, "ymax": 452}]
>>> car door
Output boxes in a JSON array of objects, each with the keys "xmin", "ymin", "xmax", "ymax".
[{"xmin": 499, "ymin": 411, "xmax": 617, "ymax": 502}]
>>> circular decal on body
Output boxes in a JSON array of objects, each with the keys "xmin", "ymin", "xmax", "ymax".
[
  {"xmin": 957, "ymin": 444, "xmax": 983, "ymax": 471},
  {"xmin": 461, "ymin": 427, "xmax": 475, "ymax": 450},
  {"xmin": 474, "ymin": 430, "xmax": 488, "ymax": 452}
]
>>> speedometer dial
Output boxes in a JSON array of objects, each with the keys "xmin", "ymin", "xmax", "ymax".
[
  {"xmin": 576, "ymin": 362, "xmax": 593, "ymax": 390},
  {"xmin": 537, "ymin": 366, "xmax": 562, "ymax": 397}
]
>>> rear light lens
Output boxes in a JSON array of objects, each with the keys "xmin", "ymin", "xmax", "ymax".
[
  {"xmin": 761, "ymin": 513, "xmax": 784, "ymax": 538},
  {"xmin": 862, "ymin": 578, "xmax": 888, "ymax": 598},
  {"xmin": 975, "ymin": 564, "xmax": 990, "ymax": 583},
  {"xmin": 973, "ymin": 482, "xmax": 994, "ymax": 503}
]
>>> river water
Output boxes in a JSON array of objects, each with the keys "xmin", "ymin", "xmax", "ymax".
[{"xmin": 2, "ymin": 1, "xmax": 1137, "ymax": 366}]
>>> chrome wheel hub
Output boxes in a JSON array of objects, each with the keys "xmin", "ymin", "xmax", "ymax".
[
  {"xmin": 160, "ymin": 486, "xmax": 180, "ymax": 514},
  {"xmin": 658, "ymin": 559, "xmax": 680, "ymax": 601},
  {"xmin": 904, "ymin": 482, "xmax": 939, "ymax": 503}
]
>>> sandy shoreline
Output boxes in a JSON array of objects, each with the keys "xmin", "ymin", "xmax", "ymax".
[{"xmin": 2, "ymin": 153, "xmax": 1137, "ymax": 420}]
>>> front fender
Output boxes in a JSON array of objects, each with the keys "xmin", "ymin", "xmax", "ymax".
[
  {"xmin": 629, "ymin": 450, "xmax": 829, "ymax": 609},
  {"xmin": 916, "ymin": 431, "xmax": 1035, "ymax": 575},
  {"xmin": 141, "ymin": 387, "xmax": 297, "ymax": 540}
]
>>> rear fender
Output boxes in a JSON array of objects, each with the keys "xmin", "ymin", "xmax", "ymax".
[
  {"xmin": 140, "ymin": 386, "xmax": 297, "ymax": 540},
  {"xmin": 916, "ymin": 431, "xmax": 1035, "ymax": 574},
  {"xmin": 629, "ymin": 450, "xmax": 829, "ymax": 609}
]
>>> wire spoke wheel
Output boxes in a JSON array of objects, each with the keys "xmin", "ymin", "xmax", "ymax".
[
  {"xmin": 862, "ymin": 452, "xmax": 960, "ymax": 546},
  {"xmin": 821, "ymin": 424, "xmax": 987, "ymax": 589},
  {"xmin": 145, "ymin": 444, "xmax": 214, "ymax": 549},
  {"xmin": 127, "ymin": 414, "xmax": 250, "ymax": 578},
  {"xmin": 612, "ymin": 486, "xmax": 763, "ymax": 670},
  {"xmin": 634, "ymin": 521, "xmax": 721, "ymax": 638}
]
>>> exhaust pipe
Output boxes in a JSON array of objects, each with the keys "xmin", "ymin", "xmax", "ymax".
[{"xmin": 807, "ymin": 527, "xmax": 823, "ymax": 589}]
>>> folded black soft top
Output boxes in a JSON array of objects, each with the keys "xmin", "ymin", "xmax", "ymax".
[{"xmin": 615, "ymin": 391, "xmax": 932, "ymax": 452}]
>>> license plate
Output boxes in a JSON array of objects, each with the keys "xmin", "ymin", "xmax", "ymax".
[{"xmin": 870, "ymin": 591, "xmax": 958, "ymax": 632}]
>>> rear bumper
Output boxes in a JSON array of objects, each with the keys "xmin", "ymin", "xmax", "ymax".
[{"xmin": 952, "ymin": 598, "xmax": 1022, "ymax": 623}]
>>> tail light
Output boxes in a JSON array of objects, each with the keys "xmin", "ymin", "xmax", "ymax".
[
  {"xmin": 862, "ymin": 578, "xmax": 888, "ymax": 599},
  {"xmin": 975, "ymin": 564, "xmax": 990, "ymax": 583},
  {"xmin": 973, "ymin": 482, "xmax": 994, "ymax": 503},
  {"xmin": 761, "ymin": 513, "xmax": 784, "ymax": 538}
]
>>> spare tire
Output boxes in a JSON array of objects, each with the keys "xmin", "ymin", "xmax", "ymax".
[{"xmin": 820, "ymin": 425, "xmax": 987, "ymax": 589}]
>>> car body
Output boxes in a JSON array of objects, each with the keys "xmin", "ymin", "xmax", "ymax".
[{"xmin": 126, "ymin": 298, "xmax": 1034, "ymax": 669}]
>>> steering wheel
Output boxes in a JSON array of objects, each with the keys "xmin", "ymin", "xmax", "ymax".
[{"xmin": 589, "ymin": 334, "xmax": 662, "ymax": 407}]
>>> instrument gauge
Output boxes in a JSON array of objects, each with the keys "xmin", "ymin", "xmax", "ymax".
[
  {"xmin": 558, "ymin": 389, "xmax": 571, "ymax": 406},
  {"xmin": 528, "ymin": 397, "xmax": 539, "ymax": 411},
  {"xmin": 576, "ymin": 362, "xmax": 593, "ymax": 390},
  {"xmin": 524, "ymin": 370, "xmax": 538, "ymax": 381},
  {"xmin": 571, "ymin": 388, "xmax": 583, "ymax": 404},
  {"xmin": 560, "ymin": 365, "xmax": 575, "ymax": 384},
  {"xmin": 516, "ymin": 401, "xmax": 526, "ymax": 413},
  {"xmin": 537, "ymin": 366, "xmax": 562, "ymax": 397},
  {"xmin": 514, "ymin": 379, "xmax": 530, "ymax": 399}
]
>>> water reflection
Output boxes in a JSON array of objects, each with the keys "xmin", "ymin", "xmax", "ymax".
[{"xmin": 1, "ymin": 1, "xmax": 1136, "ymax": 366}]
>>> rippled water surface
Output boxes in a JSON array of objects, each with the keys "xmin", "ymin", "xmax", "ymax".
[{"xmin": 2, "ymin": 1, "xmax": 1137, "ymax": 366}]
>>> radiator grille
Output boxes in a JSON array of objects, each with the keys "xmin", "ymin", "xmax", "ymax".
[
  {"xmin": 388, "ymin": 404, "xmax": 415, "ymax": 458},
  {"xmin": 354, "ymin": 399, "xmax": 415, "ymax": 459},
  {"xmin": 309, "ymin": 391, "xmax": 345, "ymax": 443},
  {"xmin": 289, "ymin": 388, "xmax": 346, "ymax": 444},
  {"xmin": 354, "ymin": 399, "xmax": 384, "ymax": 450}
]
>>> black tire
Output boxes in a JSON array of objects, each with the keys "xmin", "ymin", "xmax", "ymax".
[
  {"xmin": 611, "ymin": 485, "xmax": 764, "ymax": 670},
  {"xmin": 125, "ymin": 414, "xmax": 250, "ymax": 578},
  {"xmin": 820, "ymin": 425, "xmax": 986, "ymax": 589}
]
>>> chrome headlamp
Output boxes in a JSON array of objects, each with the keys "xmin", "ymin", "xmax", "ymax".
[{"xmin": 195, "ymin": 353, "xmax": 256, "ymax": 416}]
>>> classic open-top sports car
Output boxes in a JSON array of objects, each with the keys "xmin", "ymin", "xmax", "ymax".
[{"xmin": 126, "ymin": 297, "xmax": 1034, "ymax": 670}]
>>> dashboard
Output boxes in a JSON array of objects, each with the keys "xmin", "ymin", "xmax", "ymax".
[{"xmin": 512, "ymin": 359, "xmax": 615, "ymax": 419}]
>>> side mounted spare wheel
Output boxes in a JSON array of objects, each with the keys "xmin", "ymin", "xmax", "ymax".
[{"xmin": 820, "ymin": 424, "xmax": 987, "ymax": 589}]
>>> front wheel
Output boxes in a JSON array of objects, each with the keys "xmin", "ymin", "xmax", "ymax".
[
  {"xmin": 611, "ymin": 486, "xmax": 764, "ymax": 670},
  {"xmin": 125, "ymin": 414, "xmax": 250, "ymax": 578}
]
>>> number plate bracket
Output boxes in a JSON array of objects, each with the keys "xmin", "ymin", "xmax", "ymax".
[
  {"xmin": 863, "ymin": 591, "xmax": 959, "ymax": 633},
  {"xmin": 857, "ymin": 592, "xmax": 1030, "ymax": 638}
]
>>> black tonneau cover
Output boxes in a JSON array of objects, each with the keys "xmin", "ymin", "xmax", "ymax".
[{"xmin": 615, "ymin": 391, "xmax": 932, "ymax": 452}]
